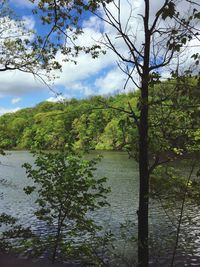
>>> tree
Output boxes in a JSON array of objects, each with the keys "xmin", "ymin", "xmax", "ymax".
[
  {"xmin": 74, "ymin": 1, "xmax": 199, "ymax": 266},
  {"xmin": 23, "ymin": 151, "xmax": 110, "ymax": 264},
  {"xmin": 0, "ymin": 213, "xmax": 32, "ymax": 253},
  {"xmin": 0, "ymin": 0, "xmax": 63, "ymax": 86}
]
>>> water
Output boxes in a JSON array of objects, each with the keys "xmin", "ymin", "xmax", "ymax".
[{"xmin": 0, "ymin": 151, "xmax": 200, "ymax": 266}]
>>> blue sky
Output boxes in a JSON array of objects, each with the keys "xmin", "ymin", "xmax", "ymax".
[
  {"xmin": 0, "ymin": 0, "xmax": 132, "ymax": 114},
  {"xmin": 0, "ymin": 0, "xmax": 199, "ymax": 115}
]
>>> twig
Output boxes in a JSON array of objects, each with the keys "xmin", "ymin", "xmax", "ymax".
[{"xmin": 170, "ymin": 162, "xmax": 195, "ymax": 267}]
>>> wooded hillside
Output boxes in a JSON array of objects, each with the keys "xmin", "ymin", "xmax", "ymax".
[{"xmin": 0, "ymin": 78, "xmax": 199, "ymax": 155}]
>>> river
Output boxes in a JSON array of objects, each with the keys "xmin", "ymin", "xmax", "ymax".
[{"xmin": 0, "ymin": 151, "xmax": 200, "ymax": 266}]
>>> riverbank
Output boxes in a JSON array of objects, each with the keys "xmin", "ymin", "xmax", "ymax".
[{"xmin": 0, "ymin": 253, "xmax": 75, "ymax": 267}]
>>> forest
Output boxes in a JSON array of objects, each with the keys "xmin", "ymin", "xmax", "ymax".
[{"xmin": 0, "ymin": 78, "xmax": 199, "ymax": 155}]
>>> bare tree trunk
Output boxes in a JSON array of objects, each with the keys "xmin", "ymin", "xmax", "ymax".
[
  {"xmin": 138, "ymin": 87, "xmax": 149, "ymax": 267},
  {"xmin": 138, "ymin": 1, "xmax": 150, "ymax": 266}
]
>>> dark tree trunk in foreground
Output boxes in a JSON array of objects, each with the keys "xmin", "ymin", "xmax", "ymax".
[
  {"xmin": 138, "ymin": 85, "xmax": 149, "ymax": 267},
  {"xmin": 138, "ymin": 1, "xmax": 150, "ymax": 266}
]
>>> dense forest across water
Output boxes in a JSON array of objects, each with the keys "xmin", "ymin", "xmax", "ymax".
[{"xmin": 0, "ymin": 78, "xmax": 199, "ymax": 156}]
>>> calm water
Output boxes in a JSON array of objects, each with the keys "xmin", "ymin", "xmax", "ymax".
[
  {"xmin": 0, "ymin": 151, "xmax": 200, "ymax": 266},
  {"xmin": 0, "ymin": 151, "xmax": 138, "ymax": 229}
]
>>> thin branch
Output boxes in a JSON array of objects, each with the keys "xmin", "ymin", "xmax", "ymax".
[
  {"xmin": 128, "ymin": 101, "xmax": 139, "ymax": 127},
  {"xmin": 103, "ymin": 2, "xmax": 120, "ymax": 26},
  {"xmin": 148, "ymin": 154, "xmax": 170, "ymax": 175},
  {"xmin": 186, "ymin": 0, "xmax": 200, "ymax": 6},
  {"xmin": 154, "ymin": 193, "xmax": 177, "ymax": 228},
  {"xmin": 149, "ymin": 49, "xmax": 174, "ymax": 71},
  {"xmin": 102, "ymin": 1, "xmax": 144, "ymax": 61},
  {"xmin": 117, "ymin": 62, "xmax": 140, "ymax": 89},
  {"xmin": 149, "ymin": 0, "xmax": 169, "ymax": 34},
  {"xmin": 172, "ymin": 15, "xmax": 200, "ymax": 42},
  {"xmin": 170, "ymin": 163, "xmax": 196, "ymax": 267},
  {"xmin": 104, "ymin": 33, "xmax": 134, "ymax": 65},
  {"xmin": 98, "ymin": 99, "xmax": 136, "ymax": 117}
]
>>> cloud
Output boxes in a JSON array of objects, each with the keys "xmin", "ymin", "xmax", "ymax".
[
  {"xmin": 0, "ymin": 15, "xmax": 35, "ymax": 42},
  {"xmin": 11, "ymin": 97, "xmax": 22, "ymax": 104},
  {"xmin": 55, "ymin": 49, "xmax": 114, "ymax": 87},
  {"xmin": 22, "ymin": 15, "xmax": 35, "ymax": 31},
  {"xmin": 52, "ymin": 40, "xmax": 120, "ymax": 98},
  {"xmin": 82, "ymin": 16, "xmax": 104, "ymax": 33},
  {"xmin": 69, "ymin": 82, "xmax": 93, "ymax": 97},
  {"xmin": 12, "ymin": 0, "xmax": 37, "ymax": 8},
  {"xmin": 52, "ymin": 1, "xmax": 171, "ymax": 98},
  {"xmin": 54, "ymin": 23, "xmax": 117, "ymax": 94},
  {"xmin": 160, "ymin": 37, "xmax": 200, "ymax": 78},
  {"xmin": 0, "ymin": 13, "xmax": 43, "ymax": 97},
  {"xmin": 46, "ymin": 96, "xmax": 63, "ymax": 103},
  {"xmin": 1, "ymin": 0, "xmax": 199, "ymax": 104},
  {"xmin": 95, "ymin": 67, "xmax": 138, "ymax": 95},
  {"xmin": 52, "ymin": 3, "xmax": 143, "ymax": 97},
  {"xmin": 46, "ymin": 94, "xmax": 70, "ymax": 103},
  {"xmin": 0, "ymin": 107, "xmax": 20, "ymax": 116},
  {"xmin": 95, "ymin": 68, "xmax": 126, "ymax": 95},
  {"xmin": 0, "ymin": 13, "xmax": 52, "ymax": 97},
  {"xmin": 0, "ymin": 70, "xmax": 48, "ymax": 97}
]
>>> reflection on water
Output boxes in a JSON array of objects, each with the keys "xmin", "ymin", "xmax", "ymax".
[
  {"xmin": 0, "ymin": 151, "xmax": 138, "ymax": 230},
  {"xmin": 0, "ymin": 151, "xmax": 200, "ymax": 266}
]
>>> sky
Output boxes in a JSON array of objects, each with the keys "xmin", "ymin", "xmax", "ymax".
[{"xmin": 0, "ymin": 0, "xmax": 199, "ymax": 115}]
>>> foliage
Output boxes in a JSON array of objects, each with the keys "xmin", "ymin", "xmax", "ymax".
[
  {"xmin": 0, "ymin": 94, "xmax": 136, "ymax": 151},
  {"xmin": 0, "ymin": 0, "xmax": 60, "ymax": 76},
  {"xmin": 151, "ymin": 163, "xmax": 200, "ymax": 204},
  {"xmin": 149, "ymin": 76, "xmax": 200, "ymax": 159},
  {"xmin": 0, "ymin": 79, "xmax": 199, "ymax": 160},
  {"xmin": 22, "ymin": 151, "xmax": 110, "ymax": 264},
  {"xmin": 0, "ymin": 213, "xmax": 32, "ymax": 253}
]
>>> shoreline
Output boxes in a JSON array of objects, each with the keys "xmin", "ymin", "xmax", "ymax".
[{"xmin": 0, "ymin": 253, "xmax": 75, "ymax": 267}]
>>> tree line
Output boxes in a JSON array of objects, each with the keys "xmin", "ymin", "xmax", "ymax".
[{"xmin": 0, "ymin": 77, "xmax": 199, "ymax": 157}]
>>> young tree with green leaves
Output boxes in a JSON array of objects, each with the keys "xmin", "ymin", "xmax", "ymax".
[{"xmin": 23, "ymin": 151, "xmax": 110, "ymax": 264}]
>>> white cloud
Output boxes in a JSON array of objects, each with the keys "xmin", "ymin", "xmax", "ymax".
[
  {"xmin": 46, "ymin": 96, "xmax": 63, "ymax": 103},
  {"xmin": 53, "ymin": 5, "xmax": 142, "ymax": 97},
  {"xmin": 12, "ymin": 0, "xmax": 37, "ymax": 8},
  {"xmin": 160, "ymin": 37, "xmax": 200, "ymax": 78},
  {"xmin": 1, "ymin": 0, "xmax": 199, "ymax": 102},
  {"xmin": 46, "ymin": 94, "xmax": 70, "ymax": 103},
  {"xmin": 95, "ymin": 67, "xmax": 138, "ymax": 95},
  {"xmin": 55, "ymin": 50, "xmax": 114, "ymax": 87},
  {"xmin": 0, "ymin": 9, "xmax": 51, "ymax": 99},
  {"xmin": 0, "ymin": 14, "xmax": 44, "ymax": 97},
  {"xmin": 69, "ymin": 82, "xmax": 93, "ymax": 96},
  {"xmin": 11, "ymin": 97, "xmax": 22, "ymax": 104},
  {"xmin": 22, "ymin": 15, "xmax": 35, "ymax": 31},
  {"xmin": 0, "ymin": 15, "xmax": 35, "ymax": 42},
  {"xmin": 82, "ymin": 15, "xmax": 104, "ymax": 33},
  {"xmin": 52, "ymin": 1, "xmax": 170, "ymax": 98},
  {"xmin": 54, "ymin": 25, "xmax": 116, "ymax": 92},
  {"xmin": 0, "ymin": 70, "xmax": 48, "ymax": 97},
  {"xmin": 0, "ymin": 107, "xmax": 20, "ymax": 116},
  {"xmin": 95, "ymin": 68, "xmax": 126, "ymax": 95}
]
